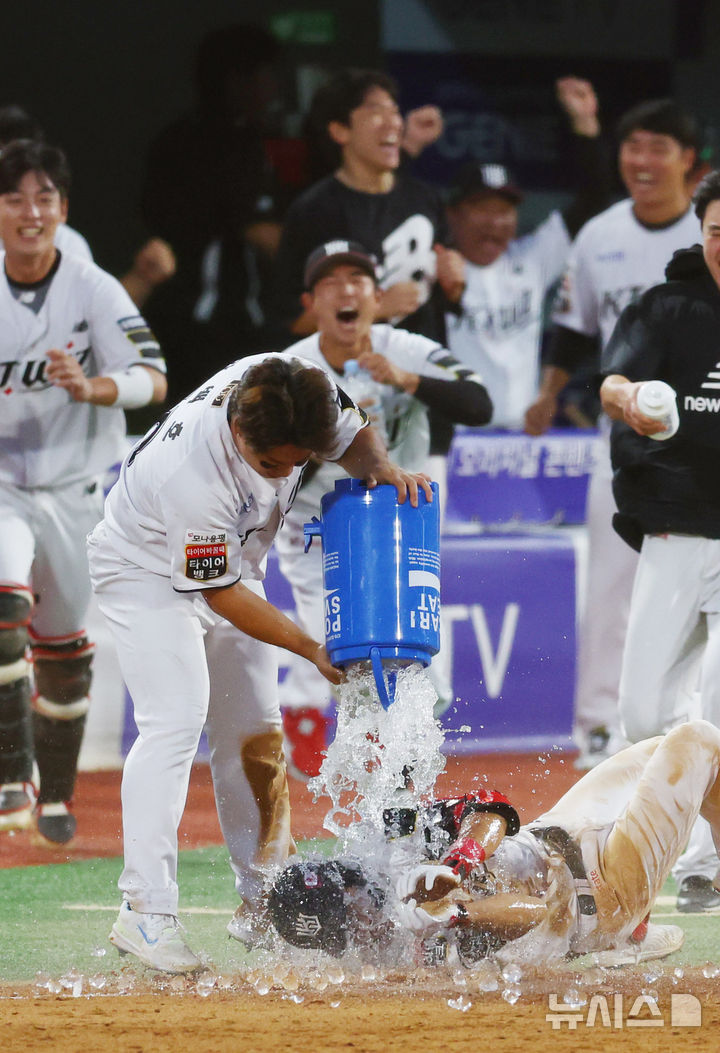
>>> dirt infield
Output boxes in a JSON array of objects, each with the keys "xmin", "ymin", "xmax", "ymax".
[{"xmin": 3, "ymin": 974, "xmax": 719, "ymax": 1053}]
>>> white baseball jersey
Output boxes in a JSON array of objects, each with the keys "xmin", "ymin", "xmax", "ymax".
[
  {"xmin": 55, "ymin": 223, "xmax": 92, "ymax": 262},
  {"xmin": 100, "ymin": 354, "xmax": 365, "ymax": 591},
  {"xmin": 552, "ymin": 198, "xmax": 701, "ymax": 348},
  {"xmin": 0, "ymin": 251, "xmax": 165, "ymax": 489},
  {"xmin": 446, "ymin": 210, "xmax": 570, "ymax": 428},
  {"xmin": 280, "ymin": 324, "xmax": 483, "ymax": 519}
]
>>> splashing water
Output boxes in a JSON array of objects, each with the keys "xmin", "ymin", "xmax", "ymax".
[{"xmin": 309, "ymin": 661, "xmax": 446, "ymax": 850}]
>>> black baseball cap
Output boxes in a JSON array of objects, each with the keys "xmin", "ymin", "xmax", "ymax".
[
  {"xmin": 449, "ymin": 162, "xmax": 523, "ymax": 206},
  {"xmin": 304, "ymin": 240, "xmax": 378, "ymax": 290},
  {"xmin": 267, "ymin": 859, "xmax": 386, "ymax": 957}
]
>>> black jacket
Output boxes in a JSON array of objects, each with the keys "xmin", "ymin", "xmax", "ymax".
[{"xmin": 602, "ymin": 244, "xmax": 720, "ymax": 547}]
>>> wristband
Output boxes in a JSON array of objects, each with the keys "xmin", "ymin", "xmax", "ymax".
[
  {"xmin": 448, "ymin": 903, "xmax": 469, "ymax": 928},
  {"xmin": 442, "ymin": 837, "xmax": 486, "ymax": 878},
  {"xmin": 107, "ymin": 367, "xmax": 156, "ymax": 409}
]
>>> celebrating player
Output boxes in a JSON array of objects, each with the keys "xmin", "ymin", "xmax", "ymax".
[
  {"xmin": 444, "ymin": 76, "xmax": 611, "ymax": 430},
  {"xmin": 277, "ymin": 240, "xmax": 492, "ymax": 777},
  {"xmin": 269, "ymin": 720, "xmax": 720, "ymax": 967},
  {"xmin": 0, "ymin": 140, "xmax": 166, "ymax": 845},
  {"xmin": 87, "ymin": 352, "xmax": 432, "ymax": 973},
  {"xmin": 524, "ymin": 99, "xmax": 702, "ymax": 784}
]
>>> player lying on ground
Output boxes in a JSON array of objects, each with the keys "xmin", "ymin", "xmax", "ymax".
[{"xmin": 268, "ymin": 720, "xmax": 720, "ymax": 965}]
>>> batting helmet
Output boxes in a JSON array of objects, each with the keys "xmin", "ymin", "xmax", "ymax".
[{"xmin": 268, "ymin": 859, "xmax": 386, "ymax": 957}]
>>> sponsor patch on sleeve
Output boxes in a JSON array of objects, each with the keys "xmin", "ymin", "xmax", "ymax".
[
  {"xmin": 184, "ymin": 530, "xmax": 228, "ymax": 581},
  {"xmin": 118, "ymin": 315, "xmax": 163, "ymax": 358}
]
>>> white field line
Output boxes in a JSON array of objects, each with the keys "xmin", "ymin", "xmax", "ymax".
[{"xmin": 62, "ymin": 905, "xmax": 231, "ymax": 914}]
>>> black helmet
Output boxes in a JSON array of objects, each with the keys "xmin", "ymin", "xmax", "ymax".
[{"xmin": 268, "ymin": 859, "xmax": 385, "ymax": 957}]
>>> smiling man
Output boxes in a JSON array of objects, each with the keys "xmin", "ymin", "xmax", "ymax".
[
  {"xmin": 273, "ymin": 70, "xmax": 463, "ymax": 349},
  {"xmin": 0, "ymin": 140, "xmax": 166, "ymax": 846},
  {"xmin": 275, "ymin": 240, "xmax": 492, "ymax": 778},
  {"xmin": 444, "ymin": 77, "xmax": 609, "ymax": 430}
]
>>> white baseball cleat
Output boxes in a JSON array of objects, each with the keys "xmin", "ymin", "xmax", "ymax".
[
  {"xmin": 593, "ymin": 923, "xmax": 685, "ymax": 968},
  {"xmin": 227, "ymin": 902, "xmax": 269, "ymax": 949},
  {"xmin": 110, "ymin": 901, "xmax": 201, "ymax": 973},
  {"xmin": 0, "ymin": 782, "xmax": 35, "ymax": 831}
]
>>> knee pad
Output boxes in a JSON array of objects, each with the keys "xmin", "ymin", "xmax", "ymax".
[
  {"xmin": 0, "ymin": 585, "xmax": 33, "ymax": 684},
  {"xmin": 0, "ymin": 587, "xmax": 34, "ymax": 783},
  {"xmin": 31, "ymin": 633, "xmax": 94, "ymax": 804},
  {"xmin": 31, "ymin": 633, "xmax": 94, "ymax": 720}
]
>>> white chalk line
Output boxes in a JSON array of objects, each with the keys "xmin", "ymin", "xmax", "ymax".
[{"xmin": 62, "ymin": 904, "xmax": 231, "ymax": 915}]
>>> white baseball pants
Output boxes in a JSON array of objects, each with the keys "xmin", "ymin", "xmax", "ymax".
[{"xmin": 88, "ymin": 526, "xmax": 293, "ymax": 915}]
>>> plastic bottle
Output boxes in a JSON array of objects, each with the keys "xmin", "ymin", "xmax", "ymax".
[
  {"xmin": 636, "ymin": 380, "xmax": 679, "ymax": 441},
  {"xmin": 343, "ymin": 358, "xmax": 386, "ymax": 439}
]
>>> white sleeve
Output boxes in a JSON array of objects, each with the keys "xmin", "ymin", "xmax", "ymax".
[
  {"xmin": 550, "ymin": 227, "xmax": 600, "ymax": 337},
  {"xmin": 382, "ymin": 326, "xmax": 485, "ymax": 385},
  {"xmin": 56, "ymin": 223, "xmax": 93, "ymax": 262},
  {"xmin": 88, "ymin": 270, "xmax": 167, "ymax": 375},
  {"xmin": 514, "ymin": 210, "xmax": 571, "ymax": 290}
]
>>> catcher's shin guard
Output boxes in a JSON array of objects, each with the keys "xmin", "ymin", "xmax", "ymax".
[
  {"xmin": 31, "ymin": 632, "xmax": 94, "ymax": 803},
  {"xmin": 0, "ymin": 585, "xmax": 34, "ymax": 784}
]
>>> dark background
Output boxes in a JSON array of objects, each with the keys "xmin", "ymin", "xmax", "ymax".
[{"xmin": 2, "ymin": 0, "xmax": 717, "ymax": 272}]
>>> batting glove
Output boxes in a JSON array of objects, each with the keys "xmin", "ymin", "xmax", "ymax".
[
  {"xmin": 396, "ymin": 864, "xmax": 461, "ymax": 902},
  {"xmin": 395, "ymin": 898, "xmax": 461, "ymax": 932}
]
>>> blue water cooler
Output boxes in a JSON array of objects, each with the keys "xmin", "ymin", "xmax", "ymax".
[{"xmin": 304, "ymin": 478, "xmax": 440, "ymax": 707}]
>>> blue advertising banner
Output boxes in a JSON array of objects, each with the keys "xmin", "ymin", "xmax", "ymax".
[
  {"xmin": 446, "ymin": 428, "xmax": 598, "ymax": 529},
  {"xmin": 438, "ymin": 534, "xmax": 577, "ymax": 753}
]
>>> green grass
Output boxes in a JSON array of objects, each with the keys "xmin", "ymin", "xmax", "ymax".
[
  {"xmin": 0, "ymin": 846, "xmax": 718, "ymax": 983},
  {"xmin": 0, "ymin": 841, "xmax": 333, "ymax": 983}
]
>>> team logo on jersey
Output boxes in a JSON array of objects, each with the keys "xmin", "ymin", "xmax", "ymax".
[
  {"xmin": 701, "ymin": 363, "xmax": 720, "ymax": 390},
  {"xmin": 184, "ymin": 530, "xmax": 228, "ymax": 581}
]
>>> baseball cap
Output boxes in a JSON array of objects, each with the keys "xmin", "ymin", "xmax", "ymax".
[
  {"xmin": 268, "ymin": 858, "xmax": 386, "ymax": 957},
  {"xmin": 448, "ymin": 162, "xmax": 523, "ymax": 206},
  {"xmin": 304, "ymin": 240, "xmax": 377, "ymax": 290}
]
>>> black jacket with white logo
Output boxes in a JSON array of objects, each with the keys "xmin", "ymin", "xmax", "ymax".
[{"xmin": 602, "ymin": 243, "xmax": 720, "ymax": 542}]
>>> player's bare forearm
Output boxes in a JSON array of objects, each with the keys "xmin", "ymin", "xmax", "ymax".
[
  {"xmin": 524, "ymin": 365, "xmax": 571, "ymax": 435},
  {"xmin": 462, "ymin": 892, "xmax": 547, "ymax": 938},
  {"xmin": 459, "ymin": 812, "xmax": 508, "ymax": 859},
  {"xmin": 337, "ymin": 427, "xmax": 433, "ymax": 506},
  {"xmin": 202, "ymin": 581, "xmax": 342, "ymax": 683},
  {"xmin": 46, "ymin": 350, "xmax": 166, "ymax": 407},
  {"xmin": 600, "ymin": 373, "xmax": 634, "ymax": 420},
  {"xmin": 600, "ymin": 374, "xmax": 661, "ymax": 435}
]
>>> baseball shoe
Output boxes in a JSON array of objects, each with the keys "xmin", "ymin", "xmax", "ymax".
[
  {"xmin": 676, "ymin": 875, "xmax": 720, "ymax": 913},
  {"xmin": 282, "ymin": 706, "xmax": 332, "ymax": 780},
  {"xmin": 227, "ymin": 902, "xmax": 269, "ymax": 950},
  {"xmin": 110, "ymin": 901, "xmax": 201, "ymax": 973},
  {"xmin": 35, "ymin": 801, "xmax": 76, "ymax": 845},
  {"xmin": 0, "ymin": 781, "xmax": 36, "ymax": 831},
  {"xmin": 594, "ymin": 923, "xmax": 684, "ymax": 967}
]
